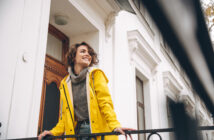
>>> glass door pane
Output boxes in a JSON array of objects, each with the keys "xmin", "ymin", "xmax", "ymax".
[{"xmin": 46, "ymin": 33, "xmax": 63, "ymax": 61}]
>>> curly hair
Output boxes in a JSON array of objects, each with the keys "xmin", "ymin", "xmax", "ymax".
[{"xmin": 67, "ymin": 42, "xmax": 99, "ymax": 68}]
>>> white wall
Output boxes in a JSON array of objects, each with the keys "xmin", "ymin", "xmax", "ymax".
[{"xmin": 0, "ymin": 0, "xmax": 51, "ymax": 139}]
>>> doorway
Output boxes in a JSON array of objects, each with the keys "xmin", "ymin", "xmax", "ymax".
[
  {"xmin": 38, "ymin": 24, "xmax": 69, "ymax": 134},
  {"xmin": 38, "ymin": 0, "xmax": 99, "ymax": 134}
]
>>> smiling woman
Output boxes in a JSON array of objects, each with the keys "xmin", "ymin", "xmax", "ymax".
[
  {"xmin": 74, "ymin": 45, "xmax": 92, "ymax": 69},
  {"xmin": 38, "ymin": 42, "xmax": 134, "ymax": 140},
  {"xmin": 67, "ymin": 42, "xmax": 99, "ymax": 74}
]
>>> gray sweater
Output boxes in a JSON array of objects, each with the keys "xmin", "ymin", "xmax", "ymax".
[{"xmin": 70, "ymin": 68, "xmax": 89, "ymax": 121}]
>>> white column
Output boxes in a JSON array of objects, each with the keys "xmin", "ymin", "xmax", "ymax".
[{"xmin": 0, "ymin": 0, "xmax": 51, "ymax": 139}]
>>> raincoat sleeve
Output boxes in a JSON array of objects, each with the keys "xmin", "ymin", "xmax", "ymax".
[
  {"xmin": 93, "ymin": 70, "xmax": 121, "ymax": 131},
  {"xmin": 50, "ymin": 96, "xmax": 65, "ymax": 136}
]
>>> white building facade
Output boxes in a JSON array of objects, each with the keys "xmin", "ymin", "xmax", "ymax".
[{"xmin": 0, "ymin": 0, "xmax": 213, "ymax": 140}]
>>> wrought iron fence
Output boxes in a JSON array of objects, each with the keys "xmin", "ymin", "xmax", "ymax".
[{"xmin": 8, "ymin": 125, "xmax": 214, "ymax": 140}]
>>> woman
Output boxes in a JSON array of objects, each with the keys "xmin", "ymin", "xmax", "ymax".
[{"xmin": 38, "ymin": 42, "xmax": 133, "ymax": 140}]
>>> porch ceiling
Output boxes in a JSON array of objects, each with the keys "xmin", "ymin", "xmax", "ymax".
[{"xmin": 49, "ymin": 0, "xmax": 97, "ymax": 37}]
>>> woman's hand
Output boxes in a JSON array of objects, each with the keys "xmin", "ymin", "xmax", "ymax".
[
  {"xmin": 38, "ymin": 130, "xmax": 53, "ymax": 140},
  {"xmin": 114, "ymin": 127, "xmax": 135, "ymax": 140}
]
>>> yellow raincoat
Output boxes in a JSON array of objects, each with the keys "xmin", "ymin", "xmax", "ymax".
[{"xmin": 50, "ymin": 68, "xmax": 121, "ymax": 140}]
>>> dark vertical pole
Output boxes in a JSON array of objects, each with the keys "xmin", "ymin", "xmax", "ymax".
[{"xmin": 169, "ymin": 101, "xmax": 202, "ymax": 140}]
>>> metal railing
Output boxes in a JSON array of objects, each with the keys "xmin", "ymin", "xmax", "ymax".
[{"xmin": 9, "ymin": 126, "xmax": 214, "ymax": 140}]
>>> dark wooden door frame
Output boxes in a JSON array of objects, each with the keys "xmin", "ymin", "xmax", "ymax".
[
  {"xmin": 48, "ymin": 24, "xmax": 69, "ymax": 65},
  {"xmin": 38, "ymin": 24, "xmax": 69, "ymax": 135}
]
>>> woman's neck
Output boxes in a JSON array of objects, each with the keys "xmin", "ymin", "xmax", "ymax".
[{"xmin": 74, "ymin": 65, "xmax": 84, "ymax": 75}]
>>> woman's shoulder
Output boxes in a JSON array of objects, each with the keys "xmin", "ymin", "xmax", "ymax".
[
  {"xmin": 58, "ymin": 74, "xmax": 70, "ymax": 88},
  {"xmin": 88, "ymin": 67, "xmax": 109, "ymax": 83}
]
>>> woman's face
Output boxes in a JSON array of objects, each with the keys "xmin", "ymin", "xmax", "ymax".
[{"xmin": 74, "ymin": 45, "xmax": 92, "ymax": 68}]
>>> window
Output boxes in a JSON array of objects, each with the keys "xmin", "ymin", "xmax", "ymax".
[
  {"xmin": 136, "ymin": 77, "xmax": 146, "ymax": 140},
  {"xmin": 166, "ymin": 97, "xmax": 175, "ymax": 140},
  {"xmin": 46, "ymin": 33, "xmax": 63, "ymax": 61}
]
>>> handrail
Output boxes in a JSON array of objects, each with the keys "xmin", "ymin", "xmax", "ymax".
[{"xmin": 8, "ymin": 126, "xmax": 214, "ymax": 140}]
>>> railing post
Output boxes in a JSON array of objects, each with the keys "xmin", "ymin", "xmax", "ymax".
[
  {"xmin": 147, "ymin": 132, "xmax": 162, "ymax": 140},
  {"xmin": 101, "ymin": 135, "xmax": 105, "ymax": 140},
  {"xmin": 0, "ymin": 122, "xmax": 1, "ymax": 137}
]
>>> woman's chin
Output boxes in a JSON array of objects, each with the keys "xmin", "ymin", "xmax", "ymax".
[{"xmin": 81, "ymin": 63, "xmax": 90, "ymax": 68}]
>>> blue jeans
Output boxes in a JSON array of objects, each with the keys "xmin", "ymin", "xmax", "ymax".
[{"xmin": 76, "ymin": 122, "xmax": 91, "ymax": 140}]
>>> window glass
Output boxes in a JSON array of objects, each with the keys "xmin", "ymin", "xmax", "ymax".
[{"xmin": 46, "ymin": 33, "xmax": 62, "ymax": 61}]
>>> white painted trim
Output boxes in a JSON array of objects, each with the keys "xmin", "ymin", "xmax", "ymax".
[
  {"xmin": 68, "ymin": 0, "xmax": 105, "ymax": 32},
  {"xmin": 135, "ymin": 67, "xmax": 152, "ymax": 131},
  {"xmin": 128, "ymin": 30, "xmax": 161, "ymax": 72},
  {"xmin": 26, "ymin": 0, "xmax": 51, "ymax": 137},
  {"xmin": 163, "ymin": 71, "xmax": 183, "ymax": 96},
  {"xmin": 128, "ymin": 0, "xmax": 155, "ymax": 40},
  {"xmin": 180, "ymin": 94, "xmax": 195, "ymax": 108},
  {"xmin": 127, "ymin": 30, "xmax": 155, "ymax": 130},
  {"xmin": 106, "ymin": 0, "xmax": 121, "ymax": 12},
  {"xmin": 180, "ymin": 94, "xmax": 195, "ymax": 116},
  {"xmin": 105, "ymin": 11, "xmax": 118, "ymax": 41}
]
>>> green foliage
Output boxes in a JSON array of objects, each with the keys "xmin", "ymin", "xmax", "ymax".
[{"xmin": 201, "ymin": 1, "xmax": 214, "ymax": 31}]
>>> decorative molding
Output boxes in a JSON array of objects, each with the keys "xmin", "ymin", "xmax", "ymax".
[
  {"xmin": 180, "ymin": 95, "xmax": 195, "ymax": 107},
  {"xmin": 163, "ymin": 71, "xmax": 183, "ymax": 95},
  {"xmin": 180, "ymin": 94, "xmax": 195, "ymax": 116},
  {"xmin": 105, "ymin": 11, "xmax": 118, "ymax": 41},
  {"xmin": 45, "ymin": 55, "xmax": 68, "ymax": 77},
  {"xmin": 198, "ymin": 110, "xmax": 206, "ymax": 124},
  {"xmin": 106, "ymin": 0, "xmax": 121, "ymax": 12},
  {"xmin": 128, "ymin": 30, "xmax": 161, "ymax": 72},
  {"xmin": 45, "ymin": 70, "xmax": 61, "ymax": 88},
  {"xmin": 200, "ymin": 100, "xmax": 208, "ymax": 114},
  {"xmin": 198, "ymin": 100, "xmax": 212, "ymax": 122},
  {"xmin": 128, "ymin": 40, "xmax": 138, "ymax": 62},
  {"xmin": 93, "ymin": 0, "xmax": 121, "ymax": 42}
]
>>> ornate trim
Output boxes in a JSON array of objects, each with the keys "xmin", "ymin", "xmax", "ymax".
[
  {"xmin": 45, "ymin": 55, "xmax": 68, "ymax": 77},
  {"xmin": 128, "ymin": 30, "xmax": 161, "ymax": 71},
  {"xmin": 180, "ymin": 95, "xmax": 195, "ymax": 107},
  {"xmin": 163, "ymin": 71, "xmax": 183, "ymax": 95},
  {"xmin": 105, "ymin": 11, "xmax": 118, "ymax": 41},
  {"xmin": 180, "ymin": 94, "xmax": 195, "ymax": 116},
  {"xmin": 106, "ymin": 0, "xmax": 121, "ymax": 12}
]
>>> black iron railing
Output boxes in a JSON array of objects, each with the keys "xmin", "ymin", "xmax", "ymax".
[
  {"xmin": 9, "ymin": 126, "xmax": 214, "ymax": 140},
  {"xmin": 8, "ymin": 101, "xmax": 214, "ymax": 140}
]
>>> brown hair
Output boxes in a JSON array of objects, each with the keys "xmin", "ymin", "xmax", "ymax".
[{"xmin": 67, "ymin": 42, "xmax": 99, "ymax": 68}]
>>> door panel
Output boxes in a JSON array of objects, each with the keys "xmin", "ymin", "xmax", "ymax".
[
  {"xmin": 38, "ymin": 55, "xmax": 68, "ymax": 135},
  {"xmin": 42, "ymin": 82, "xmax": 60, "ymax": 131}
]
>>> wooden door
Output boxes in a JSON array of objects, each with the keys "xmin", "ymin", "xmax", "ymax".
[{"xmin": 38, "ymin": 24, "xmax": 69, "ymax": 135}]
